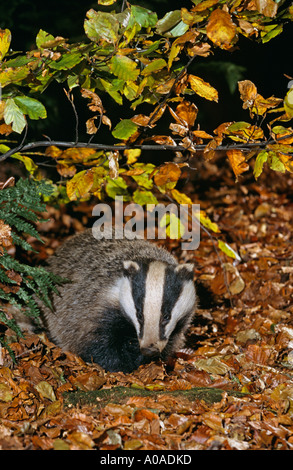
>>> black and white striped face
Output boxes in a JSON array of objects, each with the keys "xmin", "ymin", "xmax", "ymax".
[{"xmin": 118, "ymin": 260, "xmax": 196, "ymax": 358}]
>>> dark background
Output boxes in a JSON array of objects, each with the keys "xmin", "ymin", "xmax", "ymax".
[{"xmin": 0, "ymin": 0, "xmax": 292, "ymax": 145}]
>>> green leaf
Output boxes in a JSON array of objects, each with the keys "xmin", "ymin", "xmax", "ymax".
[
  {"xmin": 14, "ymin": 96, "xmax": 47, "ymax": 120},
  {"xmin": 268, "ymin": 153, "xmax": 286, "ymax": 173},
  {"xmin": 98, "ymin": 0, "xmax": 117, "ymax": 5},
  {"xmin": 254, "ymin": 150, "xmax": 268, "ymax": 179},
  {"xmin": 156, "ymin": 11, "xmax": 182, "ymax": 35},
  {"xmin": 105, "ymin": 176, "xmax": 131, "ymax": 200},
  {"xmin": 4, "ymin": 98, "xmax": 26, "ymax": 134},
  {"xmin": 99, "ymin": 78, "xmax": 123, "ymax": 105},
  {"xmin": 129, "ymin": 5, "xmax": 158, "ymax": 29},
  {"xmin": 0, "ymin": 29, "xmax": 11, "ymax": 61},
  {"xmin": 36, "ymin": 29, "xmax": 55, "ymax": 49},
  {"xmin": 112, "ymin": 119, "xmax": 138, "ymax": 140},
  {"xmin": 133, "ymin": 189, "xmax": 158, "ymax": 205},
  {"xmin": 261, "ymin": 24, "xmax": 283, "ymax": 44},
  {"xmin": 156, "ymin": 11, "xmax": 188, "ymax": 37},
  {"xmin": 49, "ymin": 52, "xmax": 83, "ymax": 70},
  {"xmin": 110, "ymin": 55, "xmax": 140, "ymax": 82},
  {"xmin": 141, "ymin": 59, "xmax": 167, "ymax": 76},
  {"xmin": 84, "ymin": 9, "xmax": 119, "ymax": 43}
]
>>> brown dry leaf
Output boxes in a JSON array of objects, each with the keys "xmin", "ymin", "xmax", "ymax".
[
  {"xmin": 70, "ymin": 371, "xmax": 105, "ymax": 391},
  {"xmin": 108, "ymin": 151, "xmax": 119, "ymax": 179},
  {"xmin": 202, "ymin": 411, "xmax": 225, "ymax": 433},
  {"xmin": 182, "ymin": 369, "xmax": 213, "ymax": 387},
  {"xmin": 238, "ymin": 80, "xmax": 282, "ymax": 116},
  {"xmin": 86, "ymin": 116, "xmax": 98, "ymax": 135},
  {"xmin": 170, "ymin": 101, "xmax": 198, "ymax": 128},
  {"xmin": 81, "ymin": 88, "xmax": 103, "ymax": 113},
  {"xmin": 148, "ymin": 135, "xmax": 177, "ymax": 145},
  {"xmin": 67, "ymin": 431, "xmax": 95, "ymax": 450},
  {"xmin": 0, "ymin": 220, "xmax": 12, "ymax": 247},
  {"xmin": 187, "ymin": 42, "xmax": 211, "ymax": 57},
  {"xmin": 206, "ymin": 9, "xmax": 237, "ymax": 50},
  {"xmin": 0, "ymin": 123, "xmax": 13, "ymax": 135},
  {"xmin": 154, "ymin": 163, "xmax": 181, "ymax": 187},
  {"xmin": 194, "ymin": 357, "xmax": 232, "ymax": 375},
  {"xmin": 56, "ymin": 162, "xmax": 77, "ymax": 178},
  {"xmin": 255, "ymin": 0, "xmax": 278, "ymax": 17},
  {"xmin": 245, "ymin": 344, "xmax": 272, "ymax": 365},
  {"xmin": 6, "ymin": 270, "xmax": 22, "ymax": 285},
  {"xmin": 238, "ymin": 80, "xmax": 258, "ymax": 109},
  {"xmin": 192, "ymin": 130, "xmax": 213, "ymax": 140},
  {"xmin": 227, "ymin": 149, "xmax": 249, "ymax": 180},
  {"xmin": 134, "ymin": 408, "xmax": 159, "ymax": 422}
]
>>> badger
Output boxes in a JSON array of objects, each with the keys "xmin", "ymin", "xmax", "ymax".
[{"xmin": 40, "ymin": 229, "xmax": 197, "ymax": 373}]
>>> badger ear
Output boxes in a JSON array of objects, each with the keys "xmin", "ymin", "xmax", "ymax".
[
  {"xmin": 123, "ymin": 260, "xmax": 140, "ymax": 275},
  {"xmin": 175, "ymin": 263, "xmax": 194, "ymax": 280}
]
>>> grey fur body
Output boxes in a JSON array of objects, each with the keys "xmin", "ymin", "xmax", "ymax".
[{"xmin": 41, "ymin": 229, "xmax": 196, "ymax": 373}]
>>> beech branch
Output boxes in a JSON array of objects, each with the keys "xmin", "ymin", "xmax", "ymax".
[{"xmin": 0, "ymin": 138, "xmax": 276, "ymax": 163}]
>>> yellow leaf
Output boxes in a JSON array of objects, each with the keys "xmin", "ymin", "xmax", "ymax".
[
  {"xmin": 35, "ymin": 381, "xmax": 56, "ymax": 401},
  {"xmin": 0, "ymin": 29, "xmax": 11, "ymax": 61},
  {"xmin": 206, "ymin": 9, "xmax": 237, "ymax": 50},
  {"xmin": 124, "ymin": 148, "xmax": 141, "ymax": 164},
  {"xmin": 188, "ymin": 75, "xmax": 218, "ymax": 102},
  {"xmin": 66, "ymin": 169, "xmax": 94, "ymax": 201},
  {"xmin": 194, "ymin": 209, "xmax": 220, "ymax": 233},
  {"xmin": 284, "ymin": 88, "xmax": 293, "ymax": 118},
  {"xmin": 11, "ymin": 154, "xmax": 38, "ymax": 174},
  {"xmin": 171, "ymin": 188, "xmax": 192, "ymax": 205},
  {"xmin": 227, "ymin": 149, "xmax": 249, "ymax": 180},
  {"xmin": 218, "ymin": 240, "xmax": 241, "ymax": 261}
]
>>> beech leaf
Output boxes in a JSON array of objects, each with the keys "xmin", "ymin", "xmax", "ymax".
[
  {"xmin": 112, "ymin": 119, "xmax": 138, "ymax": 140},
  {"xmin": 188, "ymin": 75, "xmax": 218, "ymax": 102},
  {"xmin": 206, "ymin": 9, "xmax": 237, "ymax": 50},
  {"xmin": 0, "ymin": 29, "xmax": 11, "ymax": 61}
]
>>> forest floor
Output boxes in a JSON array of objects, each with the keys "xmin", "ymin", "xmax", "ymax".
[{"xmin": 0, "ymin": 158, "xmax": 293, "ymax": 450}]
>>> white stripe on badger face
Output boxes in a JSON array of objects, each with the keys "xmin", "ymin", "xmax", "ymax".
[
  {"xmin": 139, "ymin": 261, "xmax": 167, "ymax": 352},
  {"xmin": 117, "ymin": 277, "xmax": 140, "ymax": 335},
  {"xmin": 164, "ymin": 280, "xmax": 196, "ymax": 339}
]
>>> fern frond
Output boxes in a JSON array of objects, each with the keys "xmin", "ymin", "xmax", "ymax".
[{"xmin": 0, "ymin": 177, "xmax": 66, "ymax": 349}]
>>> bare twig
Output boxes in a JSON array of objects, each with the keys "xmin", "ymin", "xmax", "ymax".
[{"xmin": 64, "ymin": 89, "xmax": 79, "ymax": 145}]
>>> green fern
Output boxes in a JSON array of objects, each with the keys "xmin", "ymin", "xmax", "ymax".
[{"xmin": 0, "ymin": 178, "xmax": 64, "ymax": 348}]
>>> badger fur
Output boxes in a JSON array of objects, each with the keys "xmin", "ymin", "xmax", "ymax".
[{"xmin": 41, "ymin": 229, "xmax": 196, "ymax": 373}]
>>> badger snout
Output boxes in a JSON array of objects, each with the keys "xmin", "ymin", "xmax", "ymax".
[{"xmin": 140, "ymin": 344, "xmax": 161, "ymax": 357}]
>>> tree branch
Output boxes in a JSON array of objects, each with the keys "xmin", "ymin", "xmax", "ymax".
[{"xmin": 0, "ymin": 138, "xmax": 275, "ymax": 163}]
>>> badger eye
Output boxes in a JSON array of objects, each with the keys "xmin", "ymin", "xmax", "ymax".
[{"xmin": 161, "ymin": 312, "xmax": 171, "ymax": 325}]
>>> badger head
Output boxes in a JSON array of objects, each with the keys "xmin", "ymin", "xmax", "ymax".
[{"xmin": 118, "ymin": 259, "xmax": 196, "ymax": 360}]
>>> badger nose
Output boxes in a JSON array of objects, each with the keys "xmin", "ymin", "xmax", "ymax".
[{"xmin": 140, "ymin": 345, "xmax": 160, "ymax": 357}]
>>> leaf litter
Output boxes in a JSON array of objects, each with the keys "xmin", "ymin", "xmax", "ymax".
[{"xmin": 1, "ymin": 162, "xmax": 293, "ymax": 450}]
